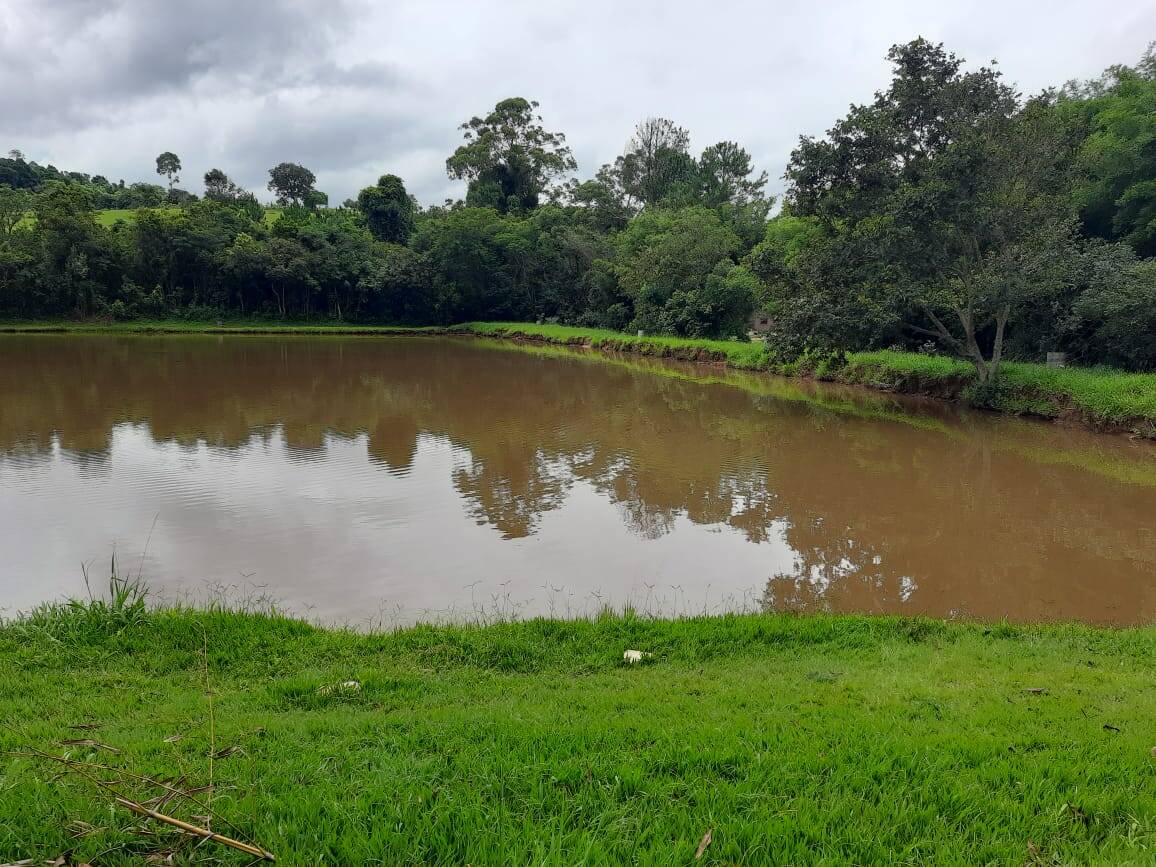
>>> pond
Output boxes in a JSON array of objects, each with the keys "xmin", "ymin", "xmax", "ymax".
[{"xmin": 1, "ymin": 334, "xmax": 1154, "ymax": 625}]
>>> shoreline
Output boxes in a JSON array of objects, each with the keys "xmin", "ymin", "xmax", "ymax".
[
  {"xmin": 2, "ymin": 605, "xmax": 1153, "ymax": 863},
  {"xmin": 3, "ymin": 318, "xmax": 1155, "ymax": 438}
]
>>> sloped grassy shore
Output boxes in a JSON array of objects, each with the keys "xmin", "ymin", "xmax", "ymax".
[
  {"xmin": 1, "ymin": 602, "xmax": 1153, "ymax": 865},
  {"xmin": 464, "ymin": 322, "xmax": 1156, "ymax": 437}
]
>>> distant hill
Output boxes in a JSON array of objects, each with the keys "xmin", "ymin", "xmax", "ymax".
[{"xmin": 2, "ymin": 152, "xmax": 177, "ymax": 209}]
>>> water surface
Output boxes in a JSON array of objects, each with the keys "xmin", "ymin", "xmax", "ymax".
[{"xmin": 2, "ymin": 334, "xmax": 1154, "ymax": 625}]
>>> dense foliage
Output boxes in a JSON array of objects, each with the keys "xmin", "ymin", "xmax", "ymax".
[
  {"xmin": 2, "ymin": 40, "xmax": 1155, "ymax": 371},
  {"xmin": 768, "ymin": 42, "xmax": 1156, "ymax": 376}
]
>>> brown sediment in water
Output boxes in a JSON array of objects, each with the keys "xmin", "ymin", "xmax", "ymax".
[
  {"xmin": 1, "ymin": 333, "xmax": 1153, "ymax": 626},
  {"xmin": 2, "ymin": 322, "xmax": 1151, "ymax": 437},
  {"xmin": 469, "ymin": 327, "xmax": 1156, "ymax": 439}
]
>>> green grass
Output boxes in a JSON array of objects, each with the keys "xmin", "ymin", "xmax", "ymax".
[
  {"xmin": 1, "ymin": 598, "xmax": 1153, "ymax": 865},
  {"xmin": 18, "ymin": 209, "xmax": 194, "ymax": 229},
  {"xmin": 16, "ymin": 208, "xmax": 282, "ymax": 230},
  {"xmin": 464, "ymin": 321, "xmax": 772, "ymax": 368},
  {"xmin": 998, "ymin": 363, "xmax": 1156, "ymax": 425},
  {"xmin": 92, "ymin": 208, "xmax": 282, "ymax": 228},
  {"xmin": 844, "ymin": 349, "xmax": 975, "ymax": 379},
  {"xmin": 93, "ymin": 208, "xmax": 177, "ymax": 227},
  {"xmin": 843, "ymin": 351, "xmax": 1156, "ymax": 427}
]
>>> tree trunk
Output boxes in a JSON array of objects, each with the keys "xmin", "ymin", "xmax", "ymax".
[
  {"xmin": 989, "ymin": 304, "xmax": 1010, "ymax": 374},
  {"xmin": 916, "ymin": 304, "xmax": 1007, "ymax": 383},
  {"xmin": 954, "ymin": 307, "xmax": 993, "ymax": 382}
]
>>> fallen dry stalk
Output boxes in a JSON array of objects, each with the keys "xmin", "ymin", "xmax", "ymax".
[
  {"xmin": 9, "ymin": 749, "xmax": 248, "ymax": 841},
  {"xmin": 59, "ymin": 738, "xmax": 120, "ymax": 753},
  {"xmin": 7, "ymin": 745, "xmax": 270, "ymax": 861},
  {"xmin": 115, "ymin": 797, "xmax": 275, "ymax": 861}
]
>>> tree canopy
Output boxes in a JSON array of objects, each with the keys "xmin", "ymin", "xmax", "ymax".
[
  {"xmin": 267, "ymin": 162, "xmax": 318, "ymax": 207},
  {"xmin": 155, "ymin": 152, "xmax": 181, "ymax": 191},
  {"xmin": 446, "ymin": 97, "xmax": 577, "ymax": 213},
  {"xmin": 784, "ymin": 39, "xmax": 1081, "ymax": 380},
  {"xmin": 357, "ymin": 174, "xmax": 414, "ymax": 243},
  {"xmin": 1063, "ymin": 48, "xmax": 1156, "ymax": 256},
  {"xmin": 2, "ymin": 44, "xmax": 1155, "ymax": 373}
]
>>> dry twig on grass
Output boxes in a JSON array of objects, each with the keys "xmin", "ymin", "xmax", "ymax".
[
  {"xmin": 6, "ymin": 746, "xmax": 276, "ymax": 863},
  {"xmin": 115, "ymin": 798, "xmax": 275, "ymax": 861}
]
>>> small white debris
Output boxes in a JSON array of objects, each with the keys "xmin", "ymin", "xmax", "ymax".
[
  {"xmin": 623, "ymin": 649, "xmax": 652, "ymax": 664},
  {"xmin": 318, "ymin": 679, "xmax": 362, "ymax": 696}
]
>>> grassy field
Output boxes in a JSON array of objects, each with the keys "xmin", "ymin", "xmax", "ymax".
[
  {"xmin": 94, "ymin": 208, "xmax": 180, "ymax": 227},
  {"xmin": 93, "ymin": 208, "xmax": 284, "ymax": 228},
  {"xmin": 1, "ymin": 592, "xmax": 1153, "ymax": 865},
  {"xmin": 16, "ymin": 208, "xmax": 283, "ymax": 230}
]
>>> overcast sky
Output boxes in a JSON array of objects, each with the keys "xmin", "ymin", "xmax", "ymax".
[{"xmin": 2, "ymin": 0, "xmax": 1153, "ymax": 206}]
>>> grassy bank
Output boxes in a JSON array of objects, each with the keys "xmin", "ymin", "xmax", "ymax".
[
  {"xmin": 464, "ymin": 321, "xmax": 773, "ymax": 367},
  {"xmin": 3, "ymin": 318, "xmax": 1155, "ymax": 435},
  {"xmin": 1, "ymin": 601, "xmax": 1153, "ymax": 865},
  {"xmin": 464, "ymin": 323, "xmax": 1156, "ymax": 435}
]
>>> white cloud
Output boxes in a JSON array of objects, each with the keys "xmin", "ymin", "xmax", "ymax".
[{"xmin": 2, "ymin": 0, "xmax": 1153, "ymax": 204}]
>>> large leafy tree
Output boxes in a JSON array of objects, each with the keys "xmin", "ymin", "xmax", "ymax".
[
  {"xmin": 609, "ymin": 118, "xmax": 696, "ymax": 208},
  {"xmin": 698, "ymin": 141, "xmax": 768, "ymax": 208},
  {"xmin": 562, "ymin": 172, "xmax": 633, "ymax": 232},
  {"xmin": 786, "ymin": 39, "xmax": 1079, "ymax": 381},
  {"xmin": 356, "ymin": 174, "xmax": 414, "ymax": 243},
  {"xmin": 446, "ymin": 98, "xmax": 577, "ymax": 213},
  {"xmin": 203, "ymin": 168, "xmax": 247, "ymax": 201},
  {"xmin": 155, "ymin": 152, "xmax": 181, "ymax": 191},
  {"xmin": 267, "ymin": 162, "xmax": 318, "ymax": 207},
  {"xmin": 745, "ymin": 213, "xmax": 824, "ymax": 346},
  {"xmin": 614, "ymin": 207, "xmax": 753, "ymax": 337},
  {"xmin": 0, "ymin": 153, "xmax": 39, "ymax": 189},
  {"xmin": 132, "ymin": 200, "xmax": 254, "ymax": 308},
  {"xmin": 124, "ymin": 183, "xmax": 166, "ymax": 208},
  {"xmin": 520, "ymin": 205, "xmax": 617, "ymax": 321},
  {"xmin": 598, "ymin": 124, "xmax": 770, "ymax": 221}
]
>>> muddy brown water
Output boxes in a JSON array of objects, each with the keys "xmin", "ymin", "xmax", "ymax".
[{"xmin": 1, "ymin": 334, "xmax": 1154, "ymax": 626}]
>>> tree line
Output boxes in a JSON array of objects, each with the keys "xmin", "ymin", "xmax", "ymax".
[{"xmin": 1, "ymin": 39, "xmax": 1154, "ymax": 376}]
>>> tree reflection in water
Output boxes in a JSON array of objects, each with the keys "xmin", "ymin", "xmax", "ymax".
[{"xmin": 1, "ymin": 334, "xmax": 1154, "ymax": 624}]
